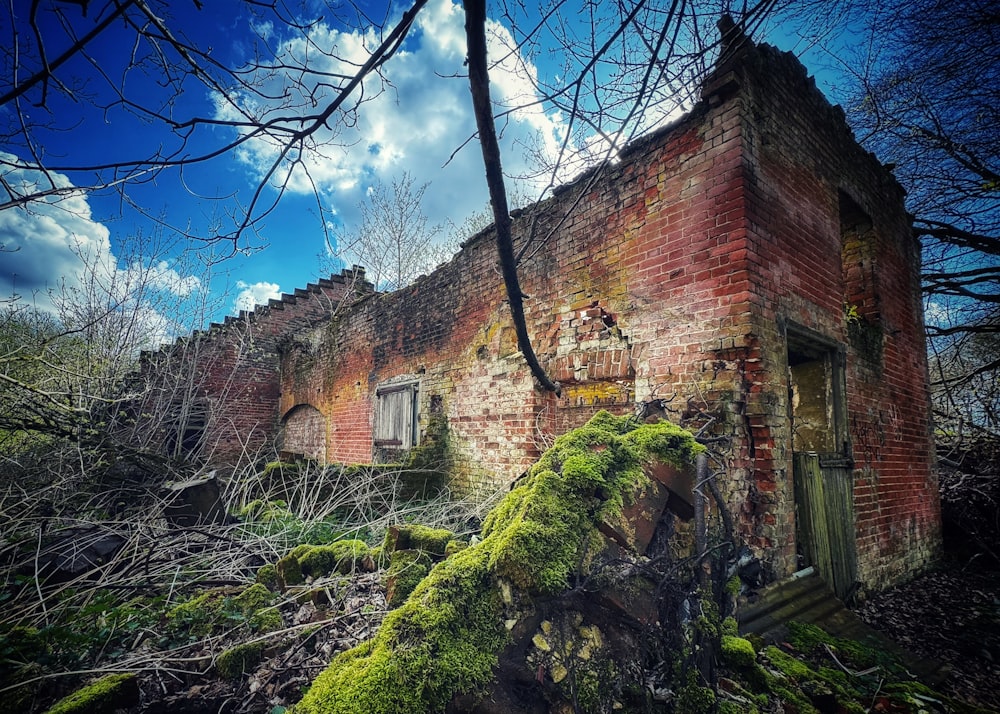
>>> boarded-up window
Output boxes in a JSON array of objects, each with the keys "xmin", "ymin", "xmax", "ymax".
[{"xmin": 375, "ymin": 381, "xmax": 419, "ymax": 449}]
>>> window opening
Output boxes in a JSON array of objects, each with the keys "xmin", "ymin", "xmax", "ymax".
[
  {"xmin": 375, "ymin": 380, "xmax": 419, "ymax": 450},
  {"xmin": 786, "ymin": 327, "xmax": 848, "ymax": 458},
  {"xmin": 840, "ymin": 191, "xmax": 879, "ymax": 321},
  {"xmin": 166, "ymin": 400, "xmax": 207, "ymax": 459}
]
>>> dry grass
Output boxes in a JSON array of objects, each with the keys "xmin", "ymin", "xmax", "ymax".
[{"xmin": 0, "ymin": 442, "xmax": 497, "ymax": 711}]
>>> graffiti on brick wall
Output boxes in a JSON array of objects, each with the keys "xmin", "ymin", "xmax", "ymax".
[{"xmin": 850, "ymin": 404, "xmax": 900, "ymax": 464}]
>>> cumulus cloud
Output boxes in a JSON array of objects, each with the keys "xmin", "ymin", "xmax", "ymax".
[
  {"xmin": 213, "ymin": 0, "xmax": 573, "ymax": 240},
  {"xmin": 135, "ymin": 260, "xmax": 203, "ymax": 298},
  {"xmin": 0, "ymin": 154, "xmax": 203, "ymax": 345},
  {"xmin": 234, "ymin": 280, "xmax": 282, "ymax": 312},
  {"xmin": 0, "ymin": 156, "xmax": 114, "ymax": 310}
]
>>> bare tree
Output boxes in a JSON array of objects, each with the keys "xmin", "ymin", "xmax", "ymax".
[
  {"xmin": 328, "ymin": 173, "xmax": 455, "ymax": 291},
  {"xmin": 1, "ymin": 0, "xmax": 432, "ymax": 251},
  {"xmin": 0, "ymin": 230, "xmax": 230, "ymax": 457},
  {"xmin": 832, "ymin": 0, "xmax": 999, "ymax": 310},
  {"xmin": 809, "ymin": 0, "xmax": 999, "ymax": 469},
  {"xmin": 463, "ymin": 1, "xmax": 781, "ymax": 391}
]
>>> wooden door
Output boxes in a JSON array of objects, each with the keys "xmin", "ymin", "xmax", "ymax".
[{"xmin": 793, "ymin": 453, "xmax": 858, "ymax": 600}]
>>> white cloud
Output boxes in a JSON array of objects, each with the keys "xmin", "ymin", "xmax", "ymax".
[
  {"xmin": 0, "ymin": 154, "xmax": 203, "ymax": 348},
  {"xmin": 132, "ymin": 260, "xmax": 202, "ymax": 297},
  {"xmin": 234, "ymin": 280, "xmax": 281, "ymax": 312},
  {"xmin": 213, "ymin": 0, "xmax": 574, "ymax": 243},
  {"xmin": 0, "ymin": 155, "xmax": 113, "ymax": 311}
]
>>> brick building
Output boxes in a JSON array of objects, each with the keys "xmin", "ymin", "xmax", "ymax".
[{"xmin": 140, "ymin": 36, "xmax": 940, "ymax": 594}]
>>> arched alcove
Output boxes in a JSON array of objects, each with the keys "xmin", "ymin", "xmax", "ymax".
[{"xmin": 280, "ymin": 404, "xmax": 326, "ymax": 462}]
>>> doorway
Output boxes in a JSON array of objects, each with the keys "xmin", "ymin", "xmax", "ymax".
[{"xmin": 786, "ymin": 327, "xmax": 857, "ymax": 600}]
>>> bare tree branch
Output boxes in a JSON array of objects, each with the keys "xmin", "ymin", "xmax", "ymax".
[{"xmin": 463, "ymin": 0, "xmax": 559, "ymax": 394}]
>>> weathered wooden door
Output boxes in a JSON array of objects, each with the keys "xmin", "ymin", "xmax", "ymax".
[{"xmin": 793, "ymin": 453, "xmax": 857, "ymax": 600}]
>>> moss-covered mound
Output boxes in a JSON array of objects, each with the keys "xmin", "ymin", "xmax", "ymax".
[
  {"xmin": 166, "ymin": 583, "xmax": 281, "ymax": 637},
  {"xmin": 274, "ymin": 539, "xmax": 372, "ymax": 588},
  {"xmin": 294, "ymin": 411, "xmax": 703, "ymax": 714},
  {"xmin": 713, "ymin": 621, "xmax": 996, "ymax": 714}
]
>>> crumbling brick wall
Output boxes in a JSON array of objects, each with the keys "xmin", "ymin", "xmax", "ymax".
[
  {"xmin": 133, "ymin": 269, "xmax": 371, "ymax": 467},
  {"xmin": 277, "ymin": 39, "xmax": 937, "ymax": 590},
  {"xmin": 147, "ymin": 37, "xmax": 939, "ymax": 593},
  {"xmin": 716, "ymin": 43, "xmax": 941, "ymax": 584}
]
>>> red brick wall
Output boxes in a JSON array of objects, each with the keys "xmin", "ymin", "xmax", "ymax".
[
  {"xmin": 722, "ymin": 44, "xmax": 940, "ymax": 584},
  {"xmin": 281, "ymin": 404, "xmax": 326, "ymax": 461},
  {"xmin": 145, "ymin": 40, "xmax": 940, "ymax": 591},
  {"xmin": 134, "ymin": 270, "xmax": 370, "ymax": 468}
]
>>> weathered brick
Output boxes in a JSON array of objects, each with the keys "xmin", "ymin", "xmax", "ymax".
[{"xmin": 136, "ymin": 38, "xmax": 940, "ymax": 594}]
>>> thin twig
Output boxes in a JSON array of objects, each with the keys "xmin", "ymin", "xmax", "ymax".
[{"xmin": 823, "ymin": 643, "xmax": 879, "ymax": 677}]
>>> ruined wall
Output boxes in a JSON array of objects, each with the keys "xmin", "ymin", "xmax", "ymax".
[
  {"xmin": 721, "ymin": 43, "xmax": 941, "ymax": 584},
  {"xmin": 275, "ymin": 40, "xmax": 938, "ymax": 590},
  {"xmin": 146, "ymin": 38, "xmax": 941, "ymax": 592},
  {"xmin": 135, "ymin": 270, "xmax": 370, "ymax": 467},
  {"xmin": 278, "ymin": 84, "xmax": 755, "ymax": 495}
]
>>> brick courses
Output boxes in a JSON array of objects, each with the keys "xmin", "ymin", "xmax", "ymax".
[{"xmin": 139, "ymin": 37, "xmax": 940, "ymax": 592}]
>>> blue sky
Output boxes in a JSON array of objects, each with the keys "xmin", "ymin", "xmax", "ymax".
[{"xmin": 1, "ymin": 0, "xmax": 837, "ymax": 340}]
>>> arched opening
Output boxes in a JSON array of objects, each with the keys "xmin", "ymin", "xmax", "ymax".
[{"xmin": 281, "ymin": 404, "xmax": 326, "ymax": 462}]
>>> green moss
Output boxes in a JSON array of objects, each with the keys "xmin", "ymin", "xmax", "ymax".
[
  {"xmin": 276, "ymin": 539, "xmax": 371, "ymax": 588},
  {"xmin": 276, "ymin": 551, "xmax": 304, "ymax": 587},
  {"xmin": 167, "ymin": 589, "xmax": 222, "ymax": 637},
  {"xmin": 725, "ymin": 575, "xmax": 741, "ymax": 596},
  {"xmin": 0, "ymin": 625, "xmax": 45, "ymax": 662},
  {"xmin": 720, "ymin": 635, "xmax": 757, "ymax": 669},
  {"xmin": 298, "ymin": 540, "xmax": 371, "ymax": 577},
  {"xmin": 233, "ymin": 584, "xmax": 281, "ymax": 632},
  {"xmin": 676, "ymin": 683, "xmax": 716, "ymax": 714},
  {"xmin": 294, "ymin": 411, "xmax": 703, "ymax": 714},
  {"xmin": 761, "ymin": 645, "xmax": 870, "ymax": 713},
  {"xmin": 482, "ymin": 413, "xmax": 703, "ymax": 594},
  {"xmin": 404, "ymin": 412, "xmax": 452, "ymax": 473},
  {"xmin": 761, "ymin": 644, "xmax": 988, "ymax": 714},
  {"xmin": 217, "ymin": 641, "xmax": 266, "ymax": 680},
  {"xmin": 256, "ymin": 563, "xmax": 279, "ymax": 590},
  {"xmin": 43, "ymin": 673, "xmax": 136, "ymax": 714},
  {"xmin": 232, "ymin": 582, "xmax": 271, "ymax": 611},
  {"xmin": 764, "ymin": 645, "xmax": 820, "ymax": 681},
  {"xmin": 167, "ymin": 584, "xmax": 279, "ymax": 637},
  {"xmin": 295, "ymin": 547, "xmax": 508, "ymax": 714},
  {"xmin": 237, "ymin": 498, "xmax": 290, "ymax": 520},
  {"xmin": 787, "ymin": 621, "xmax": 904, "ymax": 674},
  {"xmin": 262, "ymin": 461, "xmax": 299, "ymax": 480},
  {"xmin": 570, "ymin": 658, "xmax": 619, "ymax": 712},
  {"xmin": 384, "ymin": 550, "xmax": 433, "ymax": 608},
  {"xmin": 720, "ymin": 616, "xmax": 739, "ymax": 638},
  {"xmin": 881, "ymin": 682, "xmax": 996, "ymax": 714},
  {"xmin": 383, "ymin": 525, "xmax": 455, "ymax": 556},
  {"xmin": 718, "ymin": 701, "xmax": 757, "ymax": 714}
]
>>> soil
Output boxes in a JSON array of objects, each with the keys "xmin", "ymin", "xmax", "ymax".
[{"xmin": 853, "ymin": 559, "xmax": 1000, "ymax": 712}]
